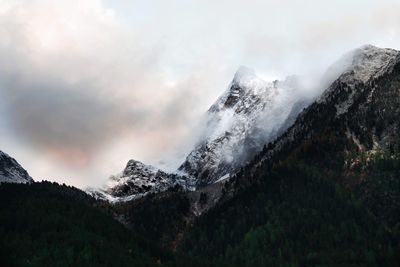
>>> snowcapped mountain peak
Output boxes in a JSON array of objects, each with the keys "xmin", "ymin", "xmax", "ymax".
[
  {"xmin": 324, "ymin": 44, "xmax": 399, "ymax": 85},
  {"xmin": 179, "ymin": 67, "xmax": 310, "ymax": 186},
  {"xmin": 88, "ymin": 158, "xmax": 188, "ymax": 202},
  {"xmin": 233, "ymin": 66, "xmax": 263, "ymax": 84},
  {"xmin": 346, "ymin": 44, "xmax": 398, "ymax": 82},
  {"xmin": 209, "ymin": 67, "xmax": 274, "ymax": 115},
  {"xmin": 319, "ymin": 45, "xmax": 400, "ymax": 114},
  {"xmin": 231, "ymin": 66, "xmax": 270, "ymax": 94},
  {"xmin": 0, "ymin": 151, "xmax": 33, "ymax": 184},
  {"xmin": 122, "ymin": 159, "xmax": 158, "ymax": 177}
]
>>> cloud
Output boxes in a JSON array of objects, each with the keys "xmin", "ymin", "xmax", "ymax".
[
  {"xmin": 0, "ymin": 0, "xmax": 230, "ymax": 187},
  {"xmin": 1, "ymin": 0, "xmax": 400, "ymax": 188}
]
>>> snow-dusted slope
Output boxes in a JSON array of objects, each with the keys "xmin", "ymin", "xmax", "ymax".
[
  {"xmin": 179, "ymin": 67, "xmax": 310, "ymax": 185},
  {"xmin": 319, "ymin": 45, "xmax": 400, "ymax": 115},
  {"xmin": 322, "ymin": 44, "xmax": 399, "ymax": 86},
  {"xmin": 0, "ymin": 151, "xmax": 33, "ymax": 184},
  {"xmin": 259, "ymin": 45, "xmax": 400, "ymax": 166},
  {"xmin": 89, "ymin": 159, "xmax": 187, "ymax": 202}
]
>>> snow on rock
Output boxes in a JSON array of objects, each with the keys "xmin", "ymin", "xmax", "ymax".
[
  {"xmin": 178, "ymin": 66, "xmax": 311, "ymax": 186},
  {"xmin": 319, "ymin": 44, "xmax": 400, "ymax": 116},
  {"xmin": 89, "ymin": 159, "xmax": 188, "ymax": 202},
  {"xmin": 259, "ymin": 44, "xmax": 400, "ymax": 169},
  {"xmin": 0, "ymin": 151, "xmax": 33, "ymax": 184},
  {"xmin": 323, "ymin": 45, "xmax": 399, "ymax": 85}
]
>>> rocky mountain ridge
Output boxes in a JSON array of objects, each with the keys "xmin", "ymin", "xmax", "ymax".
[{"xmin": 0, "ymin": 150, "xmax": 33, "ymax": 184}]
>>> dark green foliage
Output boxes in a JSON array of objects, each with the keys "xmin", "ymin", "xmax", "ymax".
[
  {"xmin": 354, "ymin": 154, "xmax": 400, "ymax": 228},
  {"xmin": 0, "ymin": 181, "xmax": 165, "ymax": 267},
  {"xmin": 175, "ymin": 77, "xmax": 400, "ymax": 264},
  {"xmin": 114, "ymin": 188, "xmax": 191, "ymax": 248},
  {"xmin": 180, "ymin": 161, "xmax": 400, "ymax": 266}
]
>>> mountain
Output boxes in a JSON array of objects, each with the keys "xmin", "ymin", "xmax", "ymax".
[
  {"xmin": 179, "ymin": 67, "xmax": 312, "ymax": 186},
  {"xmin": 222, "ymin": 44, "xmax": 400, "ymax": 227},
  {"xmin": 2, "ymin": 45, "xmax": 400, "ymax": 267},
  {"xmin": 0, "ymin": 181, "xmax": 203, "ymax": 267},
  {"xmin": 98, "ymin": 67, "xmax": 312, "ymax": 200},
  {"xmin": 0, "ymin": 150, "xmax": 33, "ymax": 184},
  {"xmin": 90, "ymin": 159, "xmax": 187, "ymax": 202},
  {"xmin": 234, "ymin": 44, "xmax": 400, "ymax": 226},
  {"xmin": 256, "ymin": 44, "xmax": 400, "ymax": 170},
  {"xmin": 176, "ymin": 44, "xmax": 400, "ymax": 266}
]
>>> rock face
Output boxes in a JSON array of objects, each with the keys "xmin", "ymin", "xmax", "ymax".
[
  {"xmin": 0, "ymin": 151, "xmax": 33, "ymax": 184},
  {"xmin": 110, "ymin": 160, "xmax": 187, "ymax": 200},
  {"xmin": 179, "ymin": 67, "xmax": 310, "ymax": 186},
  {"xmin": 88, "ymin": 159, "xmax": 187, "ymax": 202}
]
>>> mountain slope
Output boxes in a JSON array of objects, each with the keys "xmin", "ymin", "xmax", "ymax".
[
  {"xmin": 0, "ymin": 182, "xmax": 162, "ymax": 267},
  {"xmin": 230, "ymin": 44, "xmax": 400, "ymax": 227},
  {"xmin": 0, "ymin": 150, "xmax": 33, "ymax": 184},
  {"xmin": 177, "ymin": 44, "xmax": 400, "ymax": 266},
  {"xmin": 179, "ymin": 162, "xmax": 399, "ymax": 266},
  {"xmin": 0, "ymin": 181, "xmax": 211, "ymax": 267},
  {"xmin": 259, "ymin": 45, "xmax": 400, "ymax": 163}
]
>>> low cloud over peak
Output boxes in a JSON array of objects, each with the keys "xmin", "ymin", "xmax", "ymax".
[{"xmin": 1, "ymin": 0, "xmax": 400, "ymax": 188}]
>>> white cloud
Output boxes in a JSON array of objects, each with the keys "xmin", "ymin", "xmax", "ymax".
[{"xmin": 1, "ymin": 0, "xmax": 400, "ymax": 188}]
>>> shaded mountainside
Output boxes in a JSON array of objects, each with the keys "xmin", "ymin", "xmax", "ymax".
[
  {"xmin": 0, "ymin": 151, "xmax": 33, "ymax": 184},
  {"xmin": 233, "ymin": 45, "xmax": 400, "ymax": 225},
  {"xmin": 176, "ymin": 45, "xmax": 400, "ymax": 266},
  {"xmin": 0, "ymin": 181, "xmax": 160, "ymax": 267},
  {"xmin": 0, "ymin": 181, "xmax": 209, "ymax": 267},
  {"xmin": 179, "ymin": 162, "xmax": 400, "ymax": 266},
  {"xmin": 258, "ymin": 44, "xmax": 400, "ymax": 165}
]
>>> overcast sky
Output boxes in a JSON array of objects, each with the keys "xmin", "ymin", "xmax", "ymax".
[{"xmin": 1, "ymin": 0, "xmax": 400, "ymax": 188}]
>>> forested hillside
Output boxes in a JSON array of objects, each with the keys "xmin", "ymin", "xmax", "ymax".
[{"xmin": 0, "ymin": 182, "xmax": 207, "ymax": 267}]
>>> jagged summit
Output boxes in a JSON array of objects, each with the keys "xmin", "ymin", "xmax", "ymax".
[
  {"xmin": 209, "ymin": 66, "xmax": 271, "ymax": 113},
  {"xmin": 179, "ymin": 67, "xmax": 309, "ymax": 186},
  {"xmin": 0, "ymin": 151, "xmax": 33, "ymax": 184},
  {"xmin": 233, "ymin": 66, "xmax": 254, "ymax": 81},
  {"xmin": 232, "ymin": 66, "xmax": 267, "ymax": 87},
  {"xmin": 89, "ymin": 159, "xmax": 187, "ymax": 202}
]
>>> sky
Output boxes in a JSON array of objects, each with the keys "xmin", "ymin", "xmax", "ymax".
[{"xmin": 1, "ymin": 0, "xmax": 400, "ymax": 188}]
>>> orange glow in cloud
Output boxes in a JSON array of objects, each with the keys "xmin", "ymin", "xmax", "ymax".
[{"xmin": 44, "ymin": 146, "xmax": 90, "ymax": 167}]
